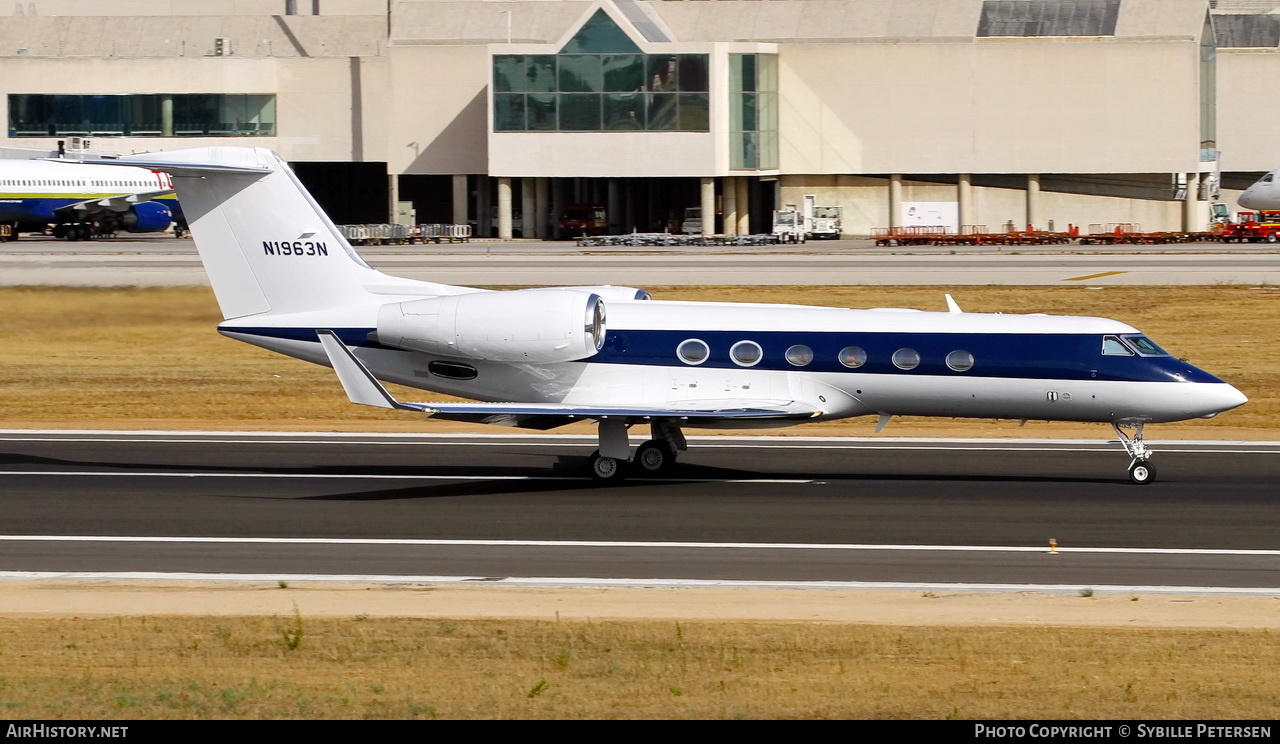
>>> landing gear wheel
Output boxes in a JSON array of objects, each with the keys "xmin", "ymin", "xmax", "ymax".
[
  {"xmin": 634, "ymin": 440, "xmax": 675, "ymax": 474},
  {"xmin": 1128, "ymin": 460, "xmax": 1156, "ymax": 485},
  {"xmin": 588, "ymin": 450, "xmax": 626, "ymax": 483}
]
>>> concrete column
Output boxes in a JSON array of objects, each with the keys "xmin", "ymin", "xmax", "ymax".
[
  {"xmin": 607, "ymin": 179, "xmax": 621, "ymax": 234},
  {"xmin": 451, "ymin": 174, "xmax": 468, "ymax": 226},
  {"xmin": 1183, "ymin": 172, "xmax": 1200, "ymax": 233},
  {"xmin": 521, "ymin": 178, "xmax": 536, "ymax": 239},
  {"xmin": 736, "ymin": 177, "xmax": 750, "ymax": 235},
  {"xmin": 161, "ymin": 94, "xmax": 174, "ymax": 137},
  {"xmin": 957, "ymin": 173, "xmax": 973, "ymax": 233},
  {"xmin": 700, "ymin": 177, "xmax": 716, "ymax": 237},
  {"xmin": 497, "ymin": 177, "xmax": 513, "ymax": 240},
  {"xmin": 722, "ymin": 176, "xmax": 738, "ymax": 237},
  {"xmin": 534, "ymin": 177, "xmax": 549, "ymax": 240},
  {"xmin": 1026, "ymin": 174, "xmax": 1040, "ymax": 231},
  {"xmin": 888, "ymin": 174, "xmax": 903, "ymax": 229}
]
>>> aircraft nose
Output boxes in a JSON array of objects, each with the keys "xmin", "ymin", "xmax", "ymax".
[{"xmin": 1191, "ymin": 383, "xmax": 1248, "ymax": 418}]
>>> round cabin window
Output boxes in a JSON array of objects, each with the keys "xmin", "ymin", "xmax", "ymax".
[
  {"xmin": 677, "ymin": 338, "xmax": 710, "ymax": 365},
  {"xmin": 730, "ymin": 340, "xmax": 763, "ymax": 367},
  {"xmin": 838, "ymin": 346, "xmax": 867, "ymax": 369}
]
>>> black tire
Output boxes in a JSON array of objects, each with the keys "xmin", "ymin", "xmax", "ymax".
[
  {"xmin": 634, "ymin": 440, "xmax": 675, "ymax": 474},
  {"xmin": 1128, "ymin": 460, "xmax": 1156, "ymax": 485},
  {"xmin": 589, "ymin": 450, "xmax": 626, "ymax": 482}
]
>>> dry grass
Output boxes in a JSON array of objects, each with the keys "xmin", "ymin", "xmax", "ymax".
[
  {"xmin": 2, "ymin": 615, "xmax": 1279, "ymax": 719},
  {"xmin": 0, "ymin": 285, "xmax": 1274, "ymax": 435}
]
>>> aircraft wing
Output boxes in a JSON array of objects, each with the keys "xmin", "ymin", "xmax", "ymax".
[
  {"xmin": 399, "ymin": 401, "xmax": 819, "ymax": 430},
  {"xmin": 316, "ymin": 330, "xmax": 820, "ymax": 430},
  {"xmin": 58, "ymin": 189, "xmax": 176, "ymax": 216}
]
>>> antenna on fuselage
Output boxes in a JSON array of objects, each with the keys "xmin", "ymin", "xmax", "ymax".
[{"xmin": 944, "ymin": 294, "xmax": 963, "ymax": 314}]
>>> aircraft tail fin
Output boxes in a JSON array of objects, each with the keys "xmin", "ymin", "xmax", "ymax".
[{"xmin": 112, "ymin": 147, "xmax": 405, "ymax": 320}]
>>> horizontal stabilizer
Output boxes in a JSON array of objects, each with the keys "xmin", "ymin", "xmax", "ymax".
[
  {"xmin": 68, "ymin": 156, "xmax": 270, "ymax": 178},
  {"xmin": 316, "ymin": 330, "xmax": 418, "ymax": 411}
]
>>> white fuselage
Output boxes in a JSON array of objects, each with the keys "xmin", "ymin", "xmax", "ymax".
[{"xmin": 220, "ymin": 295, "xmax": 1245, "ymax": 428}]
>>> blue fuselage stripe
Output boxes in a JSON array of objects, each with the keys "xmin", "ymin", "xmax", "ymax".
[{"xmin": 224, "ymin": 326, "xmax": 1225, "ymax": 385}]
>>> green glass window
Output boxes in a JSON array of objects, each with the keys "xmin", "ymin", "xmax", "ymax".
[
  {"xmin": 729, "ymin": 54, "xmax": 777, "ymax": 169},
  {"xmin": 7, "ymin": 93, "xmax": 276, "ymax": 137},
  {"xmin": 494, "ymin": 55, "xmax": 526, "ymax": 93},
  {"xmin": 527, "ymin": 94, "xmax": 558, "ymax": 130},
  {"xmin": 678, "ymin": 93, "xmax": 709, "ymax": 131},
  {"xmin": 560, "ymin": 93, "xmax": 602, "ymax": 131},
  {"xmin": 603, "ymin": 93, "xmax": 645, "ymax": 130},
  {"xmin": 489, "ymin": 14, "xmax": 707, "ymax": 133},
  {"xmin": 677, "ymin": 55, "xmax": 709, "ymax": 92},
  {"xmin": 559, "ymin": 55, "xmax": 603, "ymax": 93},
  {"xmin": 647, "ymin": 93, "xmax": 678, "ymax": 131},
  {"xmin": 561, "ymin": 10, "xmax": 642, "ymax": 54},
  {"xmin": 527, "ymin": 56, "xmax": 557, "ymax": 93},
  {"xmin": 603, "ymin": 55, "xmax": 645, "ymax": 92},
  {"xmin": 494, "ymin": 94, "xmax": 526, "ymax": 131}
]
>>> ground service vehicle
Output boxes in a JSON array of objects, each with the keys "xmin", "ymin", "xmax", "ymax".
[
  {"xmin": 680, "ymin": 207, "xmax": 702, "ymax": 235},
  {"xmin": 560, "ymin": 204, "xmax": 606, "ymax": 237},
  {"xmin": 808, "ymin": 204, "xmax": 843, "ymax": 239},
  {"xmin": 772, "ymin": 208, "xmax": 806, "ymax": 243},
  {"xmin": 1216, "ymin": 211, "xmax": 1280, "ymax": 243}
]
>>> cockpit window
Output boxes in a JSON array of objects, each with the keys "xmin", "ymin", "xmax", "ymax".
[
  {"xmin": 1101, "ymin": 335, "xmax": 1134, "ymax": 356},
  {"xmin": 1121, "ymin": 334, "xmax": 1171, "ymax": 357},
  {"xmin": 1264, "ymin": 174, "xmax": 1275, "ymax": 183}
]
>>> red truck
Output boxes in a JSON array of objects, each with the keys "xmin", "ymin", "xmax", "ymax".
[
  {"xmin": 1217, "ymin": 210, "xmax": 1280, "ymax": 243},
  {"xmin": 559, "ymin": 203, "xmax": 607, "ymax": 237}
]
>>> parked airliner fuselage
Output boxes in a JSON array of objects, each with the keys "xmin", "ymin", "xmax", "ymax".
[{"xmin": 1237, "ymin": 168, "xmax": 1280, "ymax": 211}]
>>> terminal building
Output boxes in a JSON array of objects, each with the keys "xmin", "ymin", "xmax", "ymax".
[{"xmin": 3, "ymin": 0, "xmax": 1280, "ymax": 238}]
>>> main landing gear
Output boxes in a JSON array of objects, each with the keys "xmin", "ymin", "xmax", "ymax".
[
  {"xmin": 1113, "ymin": 421, "xmax": 1156, "ymax": 485},
  {"xmin": 588, "ymin": 420, "xmax": 685, "ymax": 483}
]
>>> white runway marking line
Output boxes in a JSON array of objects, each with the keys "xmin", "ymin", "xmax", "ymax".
[
  {"xmin": 0, "ymin": 471, "xmax": 813, "ymax": 484},
  {"xmin": 2, "ymin": 535, "xmax": 1278, "ymax": 557},
  {"xmin": 0, "ymin": 570, "xmax": 1277, "ymax": 596}
]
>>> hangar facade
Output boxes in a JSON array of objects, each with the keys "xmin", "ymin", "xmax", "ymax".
[{"xmin": 2, "ymin": 0, "xmax": 1278, "ymax": 237}]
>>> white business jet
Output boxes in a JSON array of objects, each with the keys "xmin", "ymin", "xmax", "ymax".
[{"xmin": 93, "ymin": 147, "xmax": 1246, "ymax": 484}]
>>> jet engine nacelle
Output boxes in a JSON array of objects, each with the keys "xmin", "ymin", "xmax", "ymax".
[
  {"xmin": 120, "ymin": 201, "xmax": 173, "ymax": 233},
  {"xmin": 376, "ymin": 288, "xmax": 606, "ymax": 363}
]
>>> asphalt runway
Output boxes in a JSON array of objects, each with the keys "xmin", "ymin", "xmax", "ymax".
[
  {"xmin": 3, "ymin": 237, "xmax": 1279, "ymax": 285},
  {"xmin": 2, "ymin": 432, "xmax": 1278, "ymax": 592}
]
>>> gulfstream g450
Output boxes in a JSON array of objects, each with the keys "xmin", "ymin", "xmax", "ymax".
[{"xmin": 93, "ymin": 147, "xmax": 1246, "ymax": 484}]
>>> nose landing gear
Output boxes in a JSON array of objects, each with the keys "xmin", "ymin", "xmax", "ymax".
[{"xmin": 1113, "ymin": 422, "xmax": 1155, "ymax": 485}]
